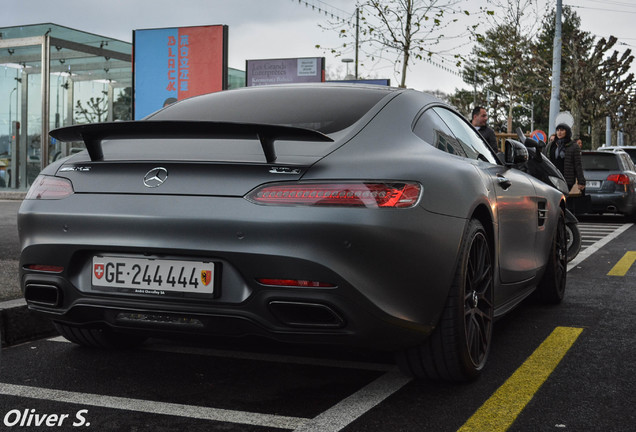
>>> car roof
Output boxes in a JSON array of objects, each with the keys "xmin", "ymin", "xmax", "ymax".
[
  {"xmin": 584, "ymin": 149, "xmax": 629, "ymax": 155},
  {"xmin": 597, "ymin": 146, "xmax": 636, "ymax": 152}
]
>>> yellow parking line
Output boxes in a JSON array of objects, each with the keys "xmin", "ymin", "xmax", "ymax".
[
  {"xmin": 457, "ymin": 326, "xmax": 583, "ymax": 432},
  {"xmin": 607, "ymin": 251, "xmax": 636, "ymax": 276}
]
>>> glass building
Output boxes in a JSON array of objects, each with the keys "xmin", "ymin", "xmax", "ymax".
[
  {"xmin": 1, "ymin": 23, "xmax": 246, "ymax": 191},
  {"xmin": 0, "ymin": 23, "xmax": 133, "ymax": 190}
]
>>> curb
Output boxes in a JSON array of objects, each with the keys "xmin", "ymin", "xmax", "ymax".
[
  {"xmin": 0, "ymin": 298, "xmax": 58, "ymax": 347},
  {"xmin": 0, "ymin": 191, "xmax": 26, "ymax": 200}
]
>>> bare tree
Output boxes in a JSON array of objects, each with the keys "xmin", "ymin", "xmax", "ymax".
[
  {"xmin": 75, "ymin": 91, "xmax": 109, "ymax": 124},
  {"xmin": 320, "ymin": 0, "xmax": 489, "ymax": 88}
]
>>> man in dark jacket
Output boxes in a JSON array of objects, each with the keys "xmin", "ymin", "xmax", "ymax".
[
  {"xmin": 471, "ymin": 106, "xmax": 498, "ymax": 153},
  {"xmin": 546, "ymin": 123, "xmax": 586, "ymax": 194}
]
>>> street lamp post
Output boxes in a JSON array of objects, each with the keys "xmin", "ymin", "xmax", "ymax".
[{"xmin": 342, "ymin": 58, "xmax": 354, "ymax": 80}]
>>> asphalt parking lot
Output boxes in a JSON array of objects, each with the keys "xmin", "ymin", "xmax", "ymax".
[{"xmin": 1, "ymin": 198, "xmax": 635, "ymax": 431}]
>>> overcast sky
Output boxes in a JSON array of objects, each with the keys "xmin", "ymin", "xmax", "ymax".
[{"xmin": 2, "ymin": 0, "xmax": 635, "ymax": 94}]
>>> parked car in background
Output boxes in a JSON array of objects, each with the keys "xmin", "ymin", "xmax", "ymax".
[
  {"xmin": 581, "ymin": 149, "xmax": 636, "ymax": 220},
  {"xmin": 598, "ymin": 145, "xmax": 636, "ymax": 165},
  {"xmin": 19, "ymin": 84, "xmax": 568, "ymax": 382}
]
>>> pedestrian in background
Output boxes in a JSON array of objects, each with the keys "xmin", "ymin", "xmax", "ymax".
[
  {"xmin": 471, "ymin": 106, "xmax": 498, "ymax": 153},
  {"xmin": 546, "ymin": 124, "xmax": 586, "ymax": 195}
]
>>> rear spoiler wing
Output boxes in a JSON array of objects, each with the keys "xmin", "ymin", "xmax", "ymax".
[{"xmin": 49, "ymin": 121, "xmax": 334, "ymax": 163}]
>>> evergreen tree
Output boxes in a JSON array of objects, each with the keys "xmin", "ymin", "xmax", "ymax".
[{"xmin": 460, "ymin": 0, "xmax": 539, "ymax": 133}]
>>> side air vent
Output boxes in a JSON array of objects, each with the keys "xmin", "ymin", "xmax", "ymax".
[{"xmin": 538, "ymin": 201, "xmax": 548, "ymax": 227}]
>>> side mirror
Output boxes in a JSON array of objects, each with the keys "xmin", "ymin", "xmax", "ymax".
[
  {"xmin": 504, "ymin": 139, "xmax": 529, "ymax": 165},
  {"xmin": 523, "ymin": 137, "xmax": 539, "ymax": 148}
]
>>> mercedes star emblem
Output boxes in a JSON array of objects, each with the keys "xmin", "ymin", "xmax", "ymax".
[{"xmin": 143, "ymin": 167, "xmax": 168, "ymax": 188}]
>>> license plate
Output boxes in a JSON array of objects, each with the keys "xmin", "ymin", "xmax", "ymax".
[
  {"xmin": 587, "ymin": 180, "xmax": 601, "ymax": 188},
  {"xmin": 92, "ymin": 256, "xmax": 215, "ymax": 295}
]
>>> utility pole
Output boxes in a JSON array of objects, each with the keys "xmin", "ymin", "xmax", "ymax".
[
  {"xmin": 548, "ymin": 0, "xmax": 562, "ymax": 135},
  {"xmin": 606, "ymin": 81, "xmax": 612, "ymax": 146},
  {"xmin": 355, "ymin": 7, "xmax": 359, "ymax": 79},
  {"xmin": 617, "ymin": 104, "xmax": 624, "ymax": 146}
]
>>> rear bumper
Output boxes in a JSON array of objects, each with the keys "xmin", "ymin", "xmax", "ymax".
[
  {"xmin": 19, "ymin": 193, "xmax": 465, "ymax": 351},
  {"xmin": 586, "ymin": 191, "xmax": 635, "ymax": 215}
]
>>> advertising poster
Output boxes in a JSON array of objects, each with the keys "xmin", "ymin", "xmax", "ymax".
[
  {"xmin": 245, "ymin": 57, "xmax": 325, "ymax": 87},
  {"xmin": 133, "ymin": 25, "xmax": 228, "ymax": 119}
]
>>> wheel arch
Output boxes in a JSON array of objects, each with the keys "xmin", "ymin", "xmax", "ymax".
[{"xmin": 470, "ymin": 203, "xmax": 495, "ymax": 260}]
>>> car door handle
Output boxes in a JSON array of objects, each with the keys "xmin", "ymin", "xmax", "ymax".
[{"xmin": 497, "ymin": 175, "xmax": 512, "ymax": 189}]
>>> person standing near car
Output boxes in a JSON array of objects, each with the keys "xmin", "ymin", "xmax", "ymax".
[
  {"xmin": 471, "ymin": 106, "xmax": 498, "ymax": 153},
  {"xmin": 546, "ymin": 123, "xmax": 586, "ymax": 194}
]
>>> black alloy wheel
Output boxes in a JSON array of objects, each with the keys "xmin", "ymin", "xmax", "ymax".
[
  {"xmin": 463, "ymin": 228, "xmax": 494, "ymax": 373},
  {"xmin": 536, "ymin": 210, "xmax": 567, "ymax": 304},
  {"xmin": 397, "ymin": 219, "xmax": 494, "ymax": 382},
  {"xmin": 565, "ymin": 222, "xmax": 581, "ymax": 262}
]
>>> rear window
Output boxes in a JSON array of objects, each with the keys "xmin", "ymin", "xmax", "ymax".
[
  {"xmin": 148, "ymin": 85, "xmax": 394, "ymax": 134},
  {"xmin": 582, "ymin": 153, "xmax": 620, "ymax": 170},
  {"xmin": 622, "ymin": 149, "xmax": 636, "ymax": 164}
]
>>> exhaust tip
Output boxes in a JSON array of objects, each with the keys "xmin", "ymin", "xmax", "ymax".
[
  {"xmin": 268, "ymin": 300, "xmax": 345, "ymax": 328},
  {"xmin": 24, "ymin": 283, "xmax": 61, "ymax": 307}
]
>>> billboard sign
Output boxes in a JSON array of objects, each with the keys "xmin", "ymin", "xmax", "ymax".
[
  {"xmin": 133, "ymin": 25, "xmax": 228, "ymax": 119},
  {"xmin": 245, "ymin": 57, "xmax": 325, "ymax": 86}
]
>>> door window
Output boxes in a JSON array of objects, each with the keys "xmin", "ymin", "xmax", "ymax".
[
  {"xmin": 413, "ymin": 109, "xmax": 466, "ymax": 157},
  {"xmin": 433, "ymin": 107, "xmax": 499, "ymax": 164}
]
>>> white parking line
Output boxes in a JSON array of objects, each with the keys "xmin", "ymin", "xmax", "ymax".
[
  {"xmin": 24, "ymin": 337, "xmax": 406, "ymax": 431},
  {"xmin": 45, "ymin": 336, "xmax": 407, "ymax": 430},
  {"xmin": 0, "ymin": 383, "xmax": 309, "ymax": 430},
  {"xmin": 568, "ymin": 223, "xmax": 633, "ymax": 270},
  {"xmin": 292, "ymin": 369, "xmax": 411, "ymax": 432}
]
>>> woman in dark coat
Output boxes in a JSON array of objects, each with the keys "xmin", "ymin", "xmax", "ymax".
[{"xmin": 546, "ymin": 123, "xmax": 586, "ymax": 194}]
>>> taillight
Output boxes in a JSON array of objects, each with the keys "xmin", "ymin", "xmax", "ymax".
[
  {"xmin": 246, "ymin": 182, "xmax": 421, "ymax": 208},
  {"xmin": 606, "ymin": 174, "xmax": 630, "ymax": 185},
  {"xmin": 25, "ymin": 175, "xmax": 74, "ymax": 200}
]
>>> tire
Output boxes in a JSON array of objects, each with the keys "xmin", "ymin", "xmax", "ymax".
[
  {"xmin": 535, "ymin": 209, "xmax": 567, "ymax": 304},
  {"xmin": 396, "ymin": 219, "xmax": 494, "ymax": 382},
  {"xmin": 565, "ymin": 222, "xmax": 581, "ymax": 262},
  {"xmin": 54, "ymin": 322, "xmax": 146, "ymax": 349}
]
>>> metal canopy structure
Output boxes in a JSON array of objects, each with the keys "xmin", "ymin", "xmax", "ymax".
[
  {"xmin": 0, "ymin": 23, "xmax": 131, "ymax": 80},
  {"xmin": 0, "ymin": 23, "xmax": 132, "ymax": 189}
]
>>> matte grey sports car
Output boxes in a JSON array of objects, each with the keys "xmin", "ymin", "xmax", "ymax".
[{"xmin": 18, "ymin": 84, "xmax": 567, "ymax": 382}]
